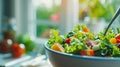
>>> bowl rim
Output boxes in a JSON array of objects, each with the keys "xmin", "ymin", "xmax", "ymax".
[{"xmin": 44, "ymin": 43, "xmax": 120, "ymax": 61}]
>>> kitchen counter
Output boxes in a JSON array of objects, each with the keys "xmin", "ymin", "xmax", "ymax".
[{"xmin": 0, "ymin": 53, "xmax": 52, "ymax": 67}]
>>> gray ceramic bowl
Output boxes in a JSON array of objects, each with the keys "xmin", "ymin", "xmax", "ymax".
[{"xmin": 45, "ymin": 44, "xmax": 120, "ymax": 67}]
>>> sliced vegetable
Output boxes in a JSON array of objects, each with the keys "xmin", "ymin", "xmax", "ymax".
[
  {"xmin": 92, "ymin": 45, "xmax": 100, "ymax": 51},
  {"xmin": 85, "ymin": 40, "xmax": 93, "ymax": 47},
  {"xmin": 80, "ymin": 49, "xmax": 94, "ymax": 56},
  {"xmin": 109, "ymin": 38, "xmax": 117, "ymax": 44},
  {"xmin": 83, "ymin": 26, "xmax": 89, "ymax": 32},
  {"xmin": 51, "ymin": 43, "xmax": 64, "ymax": 52}
]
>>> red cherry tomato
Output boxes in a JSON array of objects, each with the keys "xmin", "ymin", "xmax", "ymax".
[
  {"xmin": 0, "ymin": 44, "xmax": 10, "ymax": 53},
  {"xmin": 116, "ymin": 39, "xmax": 120, "ymax": 43},
  {"xmin": 115, "ymin": 34, "xmax": 120, "ymax": 43},
  {"xmin": 0, "ymin": 39, "xmax": 12, "ymax": 53},
  {"xmin": 65, "ymin": 38, "xmax": 71, "ymax": 44},
  {"xmin": 115, "ymin": 34, "xmax": 120, "ymax": 39},
  {"xmin": 11, "ymin": 43, "xmax": 25, "ymax": 58}
]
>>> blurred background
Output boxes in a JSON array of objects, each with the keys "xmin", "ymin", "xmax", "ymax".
[{"xmin": 0, "ymin": 0, "xmax": 120, "ymax": 67}]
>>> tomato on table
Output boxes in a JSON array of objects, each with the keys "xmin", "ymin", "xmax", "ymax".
[
  {"xmin": 11, "ymin": 43, "xmax": 25, "ymax": 58},
  {"xmin": 0, "ymin": 39, "xmax": 12, "ymax": 53},
  {"xmin": 0, "ymin": 44, "xmax": 11, "ymax": 53}
]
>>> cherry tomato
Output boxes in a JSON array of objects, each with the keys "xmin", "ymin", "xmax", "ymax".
[
  {"xmin": 115, "ymin": 34, "xmax": 120, "ymax": 39},
  {"xmin": 116, "ymin": 39, "xmax": 120, "ymax": 43},
  {"xmin": 0, "ymin": 39, "xmax": 12, "ymax": 53},
  {"xmin": 11, "ymin": 43, "xmax": 25, "ymax": 58},
  {"xmin": 65, "ymin": 38, "xmax": 71, "ymax": 44},
  {"xmin": 115, "ymin": 34, "xmax": 120, "ymax": 43},
  {"xmin": 0, "ymin": 44, "xmax": 10, "ymax": 53},
  {"xmin": 109, "ymin": 38, "xmax": 117, "ymax": 44}
]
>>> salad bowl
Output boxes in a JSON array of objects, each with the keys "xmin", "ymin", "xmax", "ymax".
[{"xmin": 44, "ymin": 24, "xmax": 120, "ymax": 67}]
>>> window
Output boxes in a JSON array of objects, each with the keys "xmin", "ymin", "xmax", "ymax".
[
  {"xmin": 15, "ymin": 0, "xmax": 80, "ymax": 39},
  {"xmin": 78, "ymin": 0, "xmax": 120, "ymax": 33},
  {"xmin": 32, "ymin": 0, "xmax": 61, "ymax": 38},
  {"xmin": 79, "ymin": 0, "xmax": 119, "ymax": 22}
]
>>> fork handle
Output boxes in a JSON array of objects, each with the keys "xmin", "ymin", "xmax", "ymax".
[{"xmin": 104, "ymin": 7, "xmax": 120, "ymax": 36}]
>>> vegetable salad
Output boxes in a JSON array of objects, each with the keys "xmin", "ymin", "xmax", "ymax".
[{"xmin": 47, "ymin": 24, "xmax": 120, "ymax": 57}]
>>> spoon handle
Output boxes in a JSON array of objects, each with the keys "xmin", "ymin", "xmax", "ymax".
[{"xmin": 104, "ymin": 7, "xmax": 120, "ymax": 36}]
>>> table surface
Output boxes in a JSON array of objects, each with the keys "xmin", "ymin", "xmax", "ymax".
[{"xmin": 0, "ymin": 53, "xmax": 52, "ymax": 67}]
